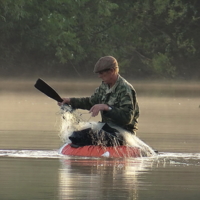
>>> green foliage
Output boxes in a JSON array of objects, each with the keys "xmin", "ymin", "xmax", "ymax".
[
  {"xmin": 152, "ymin": 53, "xmax": 176, "ymax": 77},
  {"xmin": 0, "ymin": 0, "xmax": 200, "ymax": 79}
]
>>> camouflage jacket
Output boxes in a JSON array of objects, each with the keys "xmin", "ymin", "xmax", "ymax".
[{"xmin": 70, "ymin": 75, "xmax": 139, "ymax": 133}]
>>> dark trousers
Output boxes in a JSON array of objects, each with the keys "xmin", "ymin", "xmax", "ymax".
[{"xmin": 69, "ymin": 123, "xmax": 124, "ymax": 147}]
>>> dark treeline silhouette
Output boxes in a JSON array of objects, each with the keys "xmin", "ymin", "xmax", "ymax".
[{"xmin": 1, "ymin": 0, "xmax": 200, "ymax": 79}]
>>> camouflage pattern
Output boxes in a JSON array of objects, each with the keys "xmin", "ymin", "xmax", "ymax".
[{"xmin": 70, "ymin": 75, "xmax": 139, "ymax": 133}]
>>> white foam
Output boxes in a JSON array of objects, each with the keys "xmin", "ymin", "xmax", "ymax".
[{"xmin": 101, "ymin": 152, "xmax": 110, "ymax": 157}]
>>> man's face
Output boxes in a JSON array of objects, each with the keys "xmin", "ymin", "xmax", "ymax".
[{"xmin": 97, "ymin": 69, "xmax": 113, "ymax": 84}]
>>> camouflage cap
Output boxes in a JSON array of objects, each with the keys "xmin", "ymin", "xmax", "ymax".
[{"xmin": 94, "ymin": 56, "xmax": 118, "ymax": 73}]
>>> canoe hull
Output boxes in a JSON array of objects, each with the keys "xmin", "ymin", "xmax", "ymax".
[{"xmin": 59, "ymin": 143, "xmax": 142, "ymax": 158}]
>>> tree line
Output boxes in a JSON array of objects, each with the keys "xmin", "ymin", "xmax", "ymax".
[{"xmin": 0, "ymin": 0, "xmax": 200, "ymax": 79}]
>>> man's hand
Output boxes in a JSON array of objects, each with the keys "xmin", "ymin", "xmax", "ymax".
[
  {"xmin": 89, "ymin": 104, "xmax": 109, "ymax": 117},
  {"xmin": 57, "ymin": 98, "xmax": 70, "ymax": 106}
]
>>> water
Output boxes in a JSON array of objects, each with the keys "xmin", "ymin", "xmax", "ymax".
[{"xmin": 0, "ymin": 79, "xmax": 200, "ymax": 200}]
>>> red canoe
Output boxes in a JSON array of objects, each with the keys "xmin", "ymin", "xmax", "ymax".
[{"xmin": 59, "ymin": 143, "xmax": 142, "ymax": 158}]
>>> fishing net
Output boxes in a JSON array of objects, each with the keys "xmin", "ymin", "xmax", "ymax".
[{"xmin": 58, "ymin": 104, "xmax": 156, "ymax": 157}]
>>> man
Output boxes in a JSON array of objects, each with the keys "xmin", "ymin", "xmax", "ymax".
[{"xmin": 58, "ymin": 56, "xmax": 139, "ymax": 146}]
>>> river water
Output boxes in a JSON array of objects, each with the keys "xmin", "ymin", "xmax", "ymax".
[{"xmin": 0, "ymin": 79, "xmax": 200, "ymax": 200}]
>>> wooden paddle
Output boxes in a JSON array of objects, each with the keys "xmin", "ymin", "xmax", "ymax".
[{"xmin": 34, "ymin": 78, "xmax": 63, "ymax": 102}]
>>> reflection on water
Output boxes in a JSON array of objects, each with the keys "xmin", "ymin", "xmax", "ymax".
[
  {"xmin": 0, "ymin": 79, "xmax": 200, "ymax": 200},
  {"xmin": 59, "ymin": 153, "xmax": 200, "ymax": 200},
  {"xmin": 59, "ymin": 158, "xmax": 147, "ymax": 200},
  {"xmin": 60, "ymin": 154, "xmax": 200, "ymax": 200},
  {"xmin": 1, "ymin": 149, "xmax": 200, "ymax": 200},
  {"xmin": 1, "ymin": 151, "xmax": 200, "ymax": 200}
]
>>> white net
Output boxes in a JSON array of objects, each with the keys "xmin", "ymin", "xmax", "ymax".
[
  {"xmin": 58, "ymin": 104, "xmax": 156, "ymax": 157},
  {"xmin": 58, "ymin": 105, "xmax": 102, "ymax": 143}
]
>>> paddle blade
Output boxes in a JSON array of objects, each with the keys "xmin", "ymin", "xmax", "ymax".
[{"xmin": 34, "ymin": 78, "xmax": 63, "ymax": 102}]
